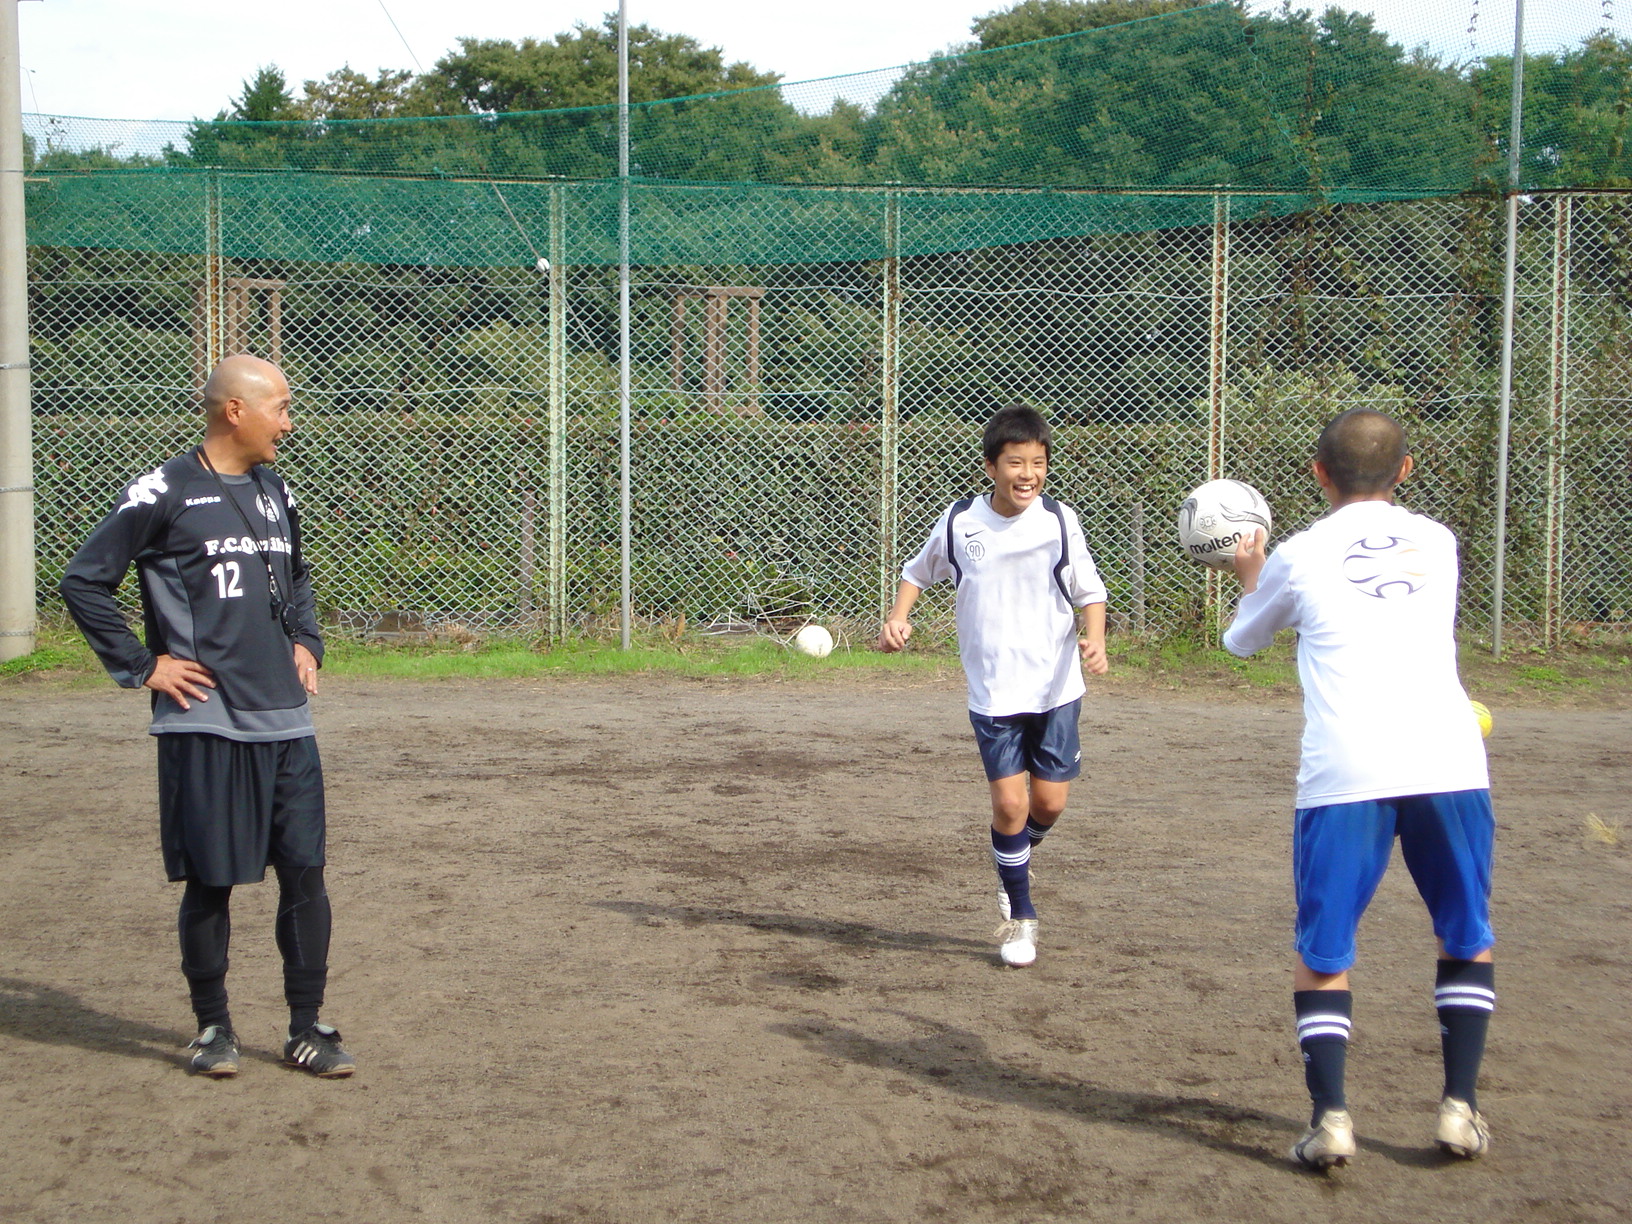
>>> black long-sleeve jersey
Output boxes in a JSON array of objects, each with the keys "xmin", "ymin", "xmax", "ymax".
[{"xmin": 60, "ymin": 449, "xmax": 325, "ymax": 742}]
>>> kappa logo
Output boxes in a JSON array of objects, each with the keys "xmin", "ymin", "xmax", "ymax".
[
  {"xmin": 1343, "ymin": 535, "xmax": 1428, "ymax": 599},
  {"xmin": 117, "ymin": 468, "xmax": 168, "ymax": 512},
  {"xmin": 255, "ymin": 493, "xmax": 281, "ymax": 522}
]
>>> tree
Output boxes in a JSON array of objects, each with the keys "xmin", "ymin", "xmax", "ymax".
[
  {"xmin": 969, "ymin": 0, "xmax": 1199, "ymax": 47},
  {"xmin": 1473, "ymin": 33, "xmax": 1632, "ymax": 188},
  {"xmin": 420, "ymin": 16, "xmax": 782, "ymax": 113},
  {"xmin": 859, "ymin": 0, "xmax": 1483, "ymax": 191},
  {"xmin": 297, "ymin": 67, "xmax": 430, "ymax": 121},
  {"xmin": 222, "ymin": 66, "xmax": 300, "ymax": 122}
]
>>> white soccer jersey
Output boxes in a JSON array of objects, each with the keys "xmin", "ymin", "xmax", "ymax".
[
  {"xmin": 1223, "ymin": 499, "xmax": 1489, "ymax": 808},
  {"xmin": 903, "ymin": 494, "xmax": 1107, "ymax": 716}
]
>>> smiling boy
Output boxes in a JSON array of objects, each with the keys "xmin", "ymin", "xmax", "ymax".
[{"xmin": 878, "ymin": 405, "xmax": 1108, "ymax": 966}]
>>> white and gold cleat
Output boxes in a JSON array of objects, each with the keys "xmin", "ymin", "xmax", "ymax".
[{"xmin": 1290, "ymin": 1108, "xmax": 1356, "ymax": 1170}]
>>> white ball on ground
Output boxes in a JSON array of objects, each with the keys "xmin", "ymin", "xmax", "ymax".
[
  {"xmin": 792, "ymin": 624, "xmax": 834, "ymax": 658},
  {"xmin": 1177, "ymin": 479, "xmax": 1273, "ymax": 570},
  {"xmin": 535, "ymin": 256, "xmax": 551, "ymax": 274}
]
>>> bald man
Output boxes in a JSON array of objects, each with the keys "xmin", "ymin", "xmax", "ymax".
[{"xmin": 61, "ymin": 355, "xmax": 355, "ymax": 1079}]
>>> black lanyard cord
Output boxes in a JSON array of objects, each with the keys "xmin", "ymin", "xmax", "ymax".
[{"xmin": 195, "ymin": 447, "xmax": 294, "ymax": 626}]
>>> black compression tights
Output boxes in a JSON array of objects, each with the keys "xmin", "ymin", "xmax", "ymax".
[
  {"xmin": 177, "ymin": 866, "xmax": 331, "ymax": 1033},
  {"xmin": 274, "ymin": 865, "xmax": 332, "ymax": 1033},
  {"xmin": 178, "ymin": 880, "xmax": 233, "ymax": 1030}
]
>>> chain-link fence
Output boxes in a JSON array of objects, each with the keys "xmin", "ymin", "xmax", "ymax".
[{"xmin": 25, "ymin": 179, "xmax": 1632, "ymax": 647}]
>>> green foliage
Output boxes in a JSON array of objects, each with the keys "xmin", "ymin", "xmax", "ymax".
[
  {"xmin": 1473, "ymin": 34, "xmax": 1632, "ymax": 188},
  {"xmin": 427, "ymin": 17, "xmax": 782, "ymax": 112},
  {"xmin": 225, "ymin": 67, "xmax": 300, "ymax": 123},
  {"xmin": 22, "ymin": 4, "xmax": 1624, "ymax": 194},
  {"xmin": 297, "ymin": 67, "xmax": 426, "ymax": 121}
]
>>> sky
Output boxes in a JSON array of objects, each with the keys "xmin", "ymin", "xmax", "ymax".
[{"xmin": 12, "ymin": 0, "xmax": 1618, "ymax": 123}]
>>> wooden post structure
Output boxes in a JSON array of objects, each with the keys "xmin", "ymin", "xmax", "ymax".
[
  {"xmin": 195, "ymin": 276, "xmax": 286, "ymax": 390},
  {"xmin": 669, "ymin": 286, "xmax": 764, "ymax": 414}
]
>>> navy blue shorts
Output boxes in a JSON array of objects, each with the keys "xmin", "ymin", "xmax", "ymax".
[
  {"xmin": 969, "ymin": 699, "xmax": 1083, "ymax": 783},
  {"xmin": 1293, "ymin": 788, "xmax": 1495, "ymax": 974},
  {"xmin": 156, "ymin": 733, "xmax": 327, "ymax": 887}
]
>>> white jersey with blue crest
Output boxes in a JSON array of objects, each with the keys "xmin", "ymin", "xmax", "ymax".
[{"xmin": 903, "ymin": 493, "xmax": 1106, "ymax": 717}]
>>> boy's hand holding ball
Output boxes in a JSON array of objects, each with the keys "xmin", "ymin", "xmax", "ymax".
[{"xmin": 1232, "ymin": 528, "xmax": 1268, "ymax": 593}]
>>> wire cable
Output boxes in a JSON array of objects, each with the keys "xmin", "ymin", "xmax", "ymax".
[{"xmin": 374, "ymin": 0, "xmax": 424, "ymax": 73}]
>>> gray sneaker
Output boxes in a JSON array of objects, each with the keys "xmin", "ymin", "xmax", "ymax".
[
  {"xmin": 1436, "ymin": 1097, "xmax": 1490, "ymax": 1159},
  {"xmin": 187, "ymin": 1025, "xmax": 240, "ymax": 1077},
  {"xmin": 1290, "ymin": 1108, "xmax": 1356, "ymax": 1169},
  {"xmin": 283, "ymin": 1023, "xmax": 356, "ymax": 1078}
]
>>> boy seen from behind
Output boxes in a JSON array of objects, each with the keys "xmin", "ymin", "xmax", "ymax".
[
  {"xmin": 1225, "ymin": 408, "xmax": 1496, "ymax": 1170},
  {"xmin": 878, "ymin": 405, "xmax": 1109, "ymax": 967}
]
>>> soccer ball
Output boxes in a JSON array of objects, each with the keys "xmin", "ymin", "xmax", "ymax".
[
  {"xmin": 1470, "ymin": 700, "xmax": 1493, "ymax": 738},
  {"xmin": 1177, "ymin": 479, "xmax": 1273, "ymax": 570},
  {"xmin": 792, "ymin": 624, "xmax": 834, "ymax": 658}
]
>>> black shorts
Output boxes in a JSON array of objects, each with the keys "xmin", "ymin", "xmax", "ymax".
[{"xmin": 156, "ymin": 733, "xmax": 326, "ymax": 886}]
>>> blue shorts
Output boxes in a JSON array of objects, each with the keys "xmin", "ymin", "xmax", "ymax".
[
  {"xmin": 969, "ymin": 699, "xmax": 1082, "ymax": 783},
  {"xmin": 1293, "ymin": 789, "xmax": 1495, "ymax": 974}
]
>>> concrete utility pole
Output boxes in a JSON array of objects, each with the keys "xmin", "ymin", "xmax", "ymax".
[{"xmin": 0, "ymin": 0, "xmax": 36, "ymax": 661}]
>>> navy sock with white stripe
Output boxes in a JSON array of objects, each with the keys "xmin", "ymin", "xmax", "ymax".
[
  {"xmin": 1294, "ymin": 989, "xmax": 1353, "ymax": 1123},
  {"xmin": 990, "ymin": 828, "xmax": 1036, "ymax": 920},
  {"xmin": 1024, "ymin": 816, "xmax": 1053, "ymax": 847},
  {"xmin": 1436, "ymin": 959, "xmax": 1495, "ymax": 1110}
]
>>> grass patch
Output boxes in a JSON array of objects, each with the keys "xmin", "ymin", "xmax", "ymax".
[
  {"xmin": 323, "ymin": 631, "xmax": 960, "ymax": 682},
  {"xmin": 6, "ymin": 620, "xmax": 1627, "ymax": 708},
  {"xmin": 0, "ymin": 623, "xmax": 100, "ymax": 680},
  {"xmin": 1103, "ymin": 634, "xmax": 1301, "ymax": 694}
]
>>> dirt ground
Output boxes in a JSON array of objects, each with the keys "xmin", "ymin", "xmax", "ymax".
[{"xmin": 2, "ymin": 670, "xmax": 1628, "ymax": 1224}]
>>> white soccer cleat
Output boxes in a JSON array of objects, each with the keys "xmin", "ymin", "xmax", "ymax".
[
  {"xmin": 1436, "ymin": 1097, "xmax": 1490, "ymax": 1159},
  {"xmin": 995, "ymin": 918, "xmax": 1038, "ymax": 967},
  {"xmin": 1290, "ymin": 1108, "xmax": 1356, "ymax": 1170}
]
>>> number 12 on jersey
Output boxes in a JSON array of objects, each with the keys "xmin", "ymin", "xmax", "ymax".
[{"xmin": 210, "ymin": 561, "xmax": 243, "ymax": 599}]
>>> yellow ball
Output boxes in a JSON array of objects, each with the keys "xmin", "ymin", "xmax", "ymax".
[{"xmin": 1470, "ymin": 700, "xmax": 1493, "ymax": 738}]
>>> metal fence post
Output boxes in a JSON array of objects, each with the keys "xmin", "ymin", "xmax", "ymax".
[
  {"xmin": 617, "ymin": 0, "xmax": 632, "ymax": 649},
  {"xmin": 879, "ymin": 187, "xmax": 901, "ymax": 615},
  {"xmin": 548, "ymin": 185, "xmax": 568, "ymax": 642},
  {"xmin": 1544, "ymin": 194, "xmax": 1572, "ymax": 650},
  {"xmin": 1491, "ymin": 0, "xmax": 1526, "ymax": 656},
  {"xmin": 1205, "ymin": 191, "xmax": 1231, "ymax": 638}
]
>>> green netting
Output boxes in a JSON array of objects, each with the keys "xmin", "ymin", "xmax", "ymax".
[{"xmin": 25, "ymin": 169, "xmax": 1341, "ymax": 268}]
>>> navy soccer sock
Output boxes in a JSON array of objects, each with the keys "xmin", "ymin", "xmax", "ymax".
[
  {"xmin": 1436, "ymin": 959, "xmax": 1495, "ymax": 1110},
  {"xmin": 1294, "ymin": 989, "xmax": 1353, "ymax": 1124},
  {"xmin": 275, "ymin": 866, "xmax": 332, "ymax": 1034},
  {"xmin": 1024, "ymin": 816, "xmax": 1054, "ymax": 848},
  {"xmin": 178, "ymin": 881, "xmax": 233, "ymax": 1032},
  {"xmin": 991, "ymin": 828, "xmax": 1035, "ymax": 920}
]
